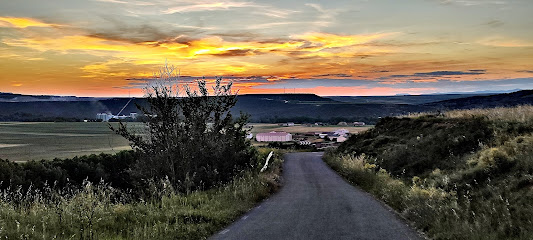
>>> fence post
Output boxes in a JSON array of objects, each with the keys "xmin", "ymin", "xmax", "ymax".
[{"xmin": 260, "ymin": 151, "xmax": 274, "ymax": 172}]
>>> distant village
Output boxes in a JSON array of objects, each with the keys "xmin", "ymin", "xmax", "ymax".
[
  {"xmin": 250, "ymin": 121, "xmax": 366, "ymax": 150},
  {"xmin": 94, "ymin": 109, "xmax": 363, "ymax": 150}
]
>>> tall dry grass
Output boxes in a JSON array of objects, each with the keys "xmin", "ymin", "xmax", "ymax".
[
  {"xmin": 0, "ymin": 148, "xmax": 283, "ymax": 239},
  {"xmin": 324, "ymin": 150, "xmax": 533, "ymax": 239},
  {"xmin": 407, "ymin": 105, "xmax": 533, "ymax": 123},
  {"xmin": 328, "ymin": 105, "xmax": 533, "ymax": 239}
]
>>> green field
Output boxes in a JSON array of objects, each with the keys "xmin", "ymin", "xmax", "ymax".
[
  {"xmin": 0, "ymin": 122, "xmax": 132, "ymax": 162},
  {"xmin": 0, "ymin": 122, "xmax": 372, "ymax": 162}
]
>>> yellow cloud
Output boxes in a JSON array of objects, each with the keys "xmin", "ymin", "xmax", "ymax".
[
  {"xmin": 477, "ymin": 37, "xmax": 533, "ymax": 47},
  {"xmin": 3, "ymin": 30, "xmax": 395, "ymax": 62},
  {"xmin": 295, "ymin": 32, "xmax": 396, "ymax": 50},
  {"xmin": 81, "ymin": 64, "xmax": 109, "ymax": 72},
  {"xmin": 482, "ymin": 41, "xmax": 533, "ymax": 48},
  {"xmin": 0, "ymin": 17, "xmax": 61, "ymax": 28},
  {"xmin": 2, "ymin": 29, "xmax": 400, "ymax": 78}
]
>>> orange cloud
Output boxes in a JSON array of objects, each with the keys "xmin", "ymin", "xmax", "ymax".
[
  {"xmin": 0, "ymin": 17, "xmax": 61, "ymax": 28},
  {"xmin": 295, "ymin": 32, "xmax": 396, "ymax": 49},
  {"xmin": 2, "ymin": 19, "xmax": 530, "ymax": 97},
  {"xmin": 3, "ymin": 30, "xmax": 397, "ymax": 78},
  {"xmin": 237, "ymin": 85, "xmax": 436, "ymax": 96},
  {"xmin": 477, "ymin": 37, "xmax": 533, "ymax": 47}
]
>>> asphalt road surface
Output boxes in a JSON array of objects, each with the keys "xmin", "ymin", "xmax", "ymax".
[{"xmin": 211, "ymin": 152, "xmax": 423, "ymax": 240}]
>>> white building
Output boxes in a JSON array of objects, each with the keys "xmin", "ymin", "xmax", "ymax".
[
  {"xmin": 336, "ymin": 136, "xmax": 348, "ymax": 143},
  {"xmin": 96, "ymin": 112, "xmax": 138, "ymax": 122},
  {"xmin": 246, "ymin": 132, "xmax": 254, "ymax": 139},
  {"xmin": 279, "ymin": 122, "xmax": 295, "ymax": 127},
  {"xmin": 256, "ymin": 132, "xmax": 292, "ymax": 142},
  {"xmin": 96, "ymin": 113, "xmax": 114, "ymax": 122},
  {"xmin": 334, "ymin": 129, "xmax": 350, "ymax": 136}
]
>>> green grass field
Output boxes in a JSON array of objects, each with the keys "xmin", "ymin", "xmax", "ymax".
[
  {"xmin": 0, "ymin": 122, "xmax": 132, "ymax": 162},
  {"xmin": 0, "ymin": 122, "xmax": 372, "ymax": 162}
]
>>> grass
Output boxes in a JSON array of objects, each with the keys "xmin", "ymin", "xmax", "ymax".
[
  {"xmin": 0, "ymin": 148, "xmax": 283, "ymax": 239},
  {"xmin": 0, "ymin": 122, "xmax": 370, "ymax": 162},
  {"xmin": 327, "ymin": 105, "xmax": 533, "ymax": 240},
  {"xmin": 0, "ymin": 121, "xmax": 370, "ymax": 162},
  {"xmin": 408, "ymin": 105, "xmax": 533, "ymax": 123},
  {"xmin": 0, "ymin": 122, "xmax": 132, "ymax": 162}
]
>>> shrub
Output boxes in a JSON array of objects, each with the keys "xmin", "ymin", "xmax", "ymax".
[
  {"xmin": 0, "ymin": 151, "xmax": 138, "ymax": 193},
  {"xmin": 0, "ymin": 150, "xmax": 284, "ymax": 239},
  {"xmin": 113, "ymin": 64, "xmax": 256, "ymax": 192},
  {"xmin": 338, "ymin": 116, "xmax": 492, "ymax": 178}
]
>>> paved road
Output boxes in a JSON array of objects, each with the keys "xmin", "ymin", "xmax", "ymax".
[{"xmin": 211, "ymin": 152, "xmax": 423, "ymax": 240}]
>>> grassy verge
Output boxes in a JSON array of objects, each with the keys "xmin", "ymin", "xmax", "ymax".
[
  {"xmin": 325, "ymin": 105, "xmax": 533, "ymax": 240},
  {"xmin": 0, "ymin": 148, "xmax": 283, "ymax": 239}
]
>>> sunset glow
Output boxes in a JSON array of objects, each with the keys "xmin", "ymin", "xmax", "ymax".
[{"xmin": 1, "ymin": 1, "xmax": 532, "ymax": 96}]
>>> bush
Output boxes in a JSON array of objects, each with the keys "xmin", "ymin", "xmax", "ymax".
[
  {"xmin": 0, "ymin": 150, "xmax": 284, "ymax": 239},
  {"xmin": 338, "ymin": 116, "xmax": 492, "ymax": 178},
  {"xmin": 0, "ymin": 151, "xmax": 138, "ymax": 193},
  {"xmin": 113, "ymin": 65, "xmax": 256, "ymax": 192}
]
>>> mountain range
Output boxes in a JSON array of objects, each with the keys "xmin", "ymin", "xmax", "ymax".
[{"xmin": 0, "ymin": 90, "xmax": 531, "ymax": 123}]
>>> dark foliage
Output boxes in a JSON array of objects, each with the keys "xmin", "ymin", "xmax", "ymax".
[
  {"xmin": 338, "ymin": 116, "xmax": 493, "ymax": 178},
  {"xmin": 0, "ymin": 151, "xmax": 138, "ymax": 192},
  {"xmin": 112, "ymin": 73, "xmax": 258, "ymax": 192},
  {"xmin": 330, "ymin": 107, "xmax": 533, "ymax": 239}
]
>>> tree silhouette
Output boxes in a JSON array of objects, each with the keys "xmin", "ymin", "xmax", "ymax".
[{"xmin": 112, "ymin": 63, "xmax": 256, "ymax": 192}]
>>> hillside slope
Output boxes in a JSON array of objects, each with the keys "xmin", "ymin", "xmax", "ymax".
[
  {"xmin": 426, "ymin": 90, "xmax": 533, "ymax": 109},
  {"xmin": 327, "ymin": 106, "xmax": 533, "ymax": 239},
  {"xmin": 327, "ymin": 93, "xmax": 488, "ymax": 105}
]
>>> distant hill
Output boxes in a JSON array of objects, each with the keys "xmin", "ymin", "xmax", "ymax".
[
  {"xmin": 237, "ymin": 93, "xmax": 333, "ymax": 103},
  {"xmin": 326, "ymin": 93, "xmax": 491, "ymax": 105},
  {"xmin": 0, "ymin": 98, "xmax": 145, "ymax": 121},
  {"xmin": 0, "ymin": 90, "xmax": 531, "ymax": 123},
  {"xmin": 0, "ymin": 92, "xmax": 99, "ymax": 102},
  {"xmin": 426, "ymin": 90, "xmax": 533, "ymax": 109},
  {"xmin": 233, "ymin": 94, "xmax": 427, "ymax": 123}
]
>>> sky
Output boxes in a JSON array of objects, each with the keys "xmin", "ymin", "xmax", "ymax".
[{"xmin": 0, "ymin": 0, "xmax": 532, "ymax": 97}]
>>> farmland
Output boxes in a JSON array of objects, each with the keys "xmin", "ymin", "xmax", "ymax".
[
  {"xmin": 249, "ymin": 123, "xmax": 372, "ymax": 135},
  {"xmin": 0, "ymin": 122, "xmax": 372, "ymax": 162},
  {"xmin": 0, "ymin": 122, "xmax": 132, "ymax": 162}
]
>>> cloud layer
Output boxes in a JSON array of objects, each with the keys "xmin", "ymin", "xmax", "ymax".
[{"xmin": 0, "ymin": 0, "xmax": 532, "ymax": 96}]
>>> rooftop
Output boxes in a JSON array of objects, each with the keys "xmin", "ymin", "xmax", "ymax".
[{"xmin": 257, "ymin": 131, "xmax": 291, "ymax": 136}]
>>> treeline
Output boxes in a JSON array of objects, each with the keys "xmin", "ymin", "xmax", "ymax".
[
  {"xmin": 0, "ymin": 112, "xmax": 83, "ymax": 122},
  {"xmin": 0, "ymin": 112, "xmax": 378, "ymax": 124},
  {"xmin": 0, "ymin": 149, "xmax": 283, "ymax": 239},
  {"xmin": 0, "ymin": 151, "xmax": 138, "ymax": 194},
  {"xmin": 255, "ymin": 116, "xmax": 378, "ymax": 124}
]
